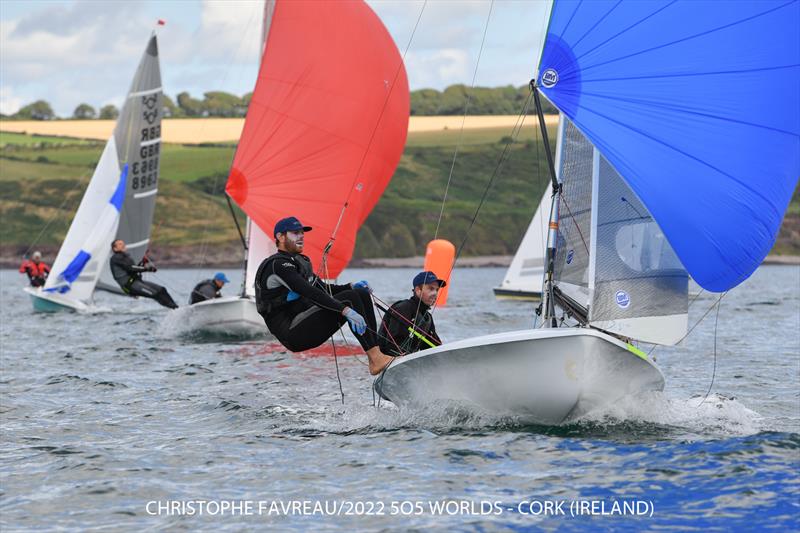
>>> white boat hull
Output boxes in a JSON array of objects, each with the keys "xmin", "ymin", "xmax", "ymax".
[
  {"xmin": 178, "ymin": 296, "xmax": 269, "ymax": 338},
  {"xmin": 374, "ymin": 328, "xmax": 664, "ymax": 425},
  {"xmin": 24, "ymin": 287, "xmax": 90, "ymax": 313}
]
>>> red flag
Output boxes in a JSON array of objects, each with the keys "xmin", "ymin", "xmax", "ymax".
[{"xmin": 157, "ymin": 19, "xmax": 166, "ymax": 26}]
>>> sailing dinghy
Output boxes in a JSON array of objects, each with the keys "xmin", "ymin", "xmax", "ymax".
[
  {"xmin": 376, "ymin": 0, "xmax": 800, "ymax": 424},
  {"xmin": 26, "ymin": 33, "xmax": 163, "ymax": 312},
  {"xmin": 181, "ymin": 0, "xmax": 409, "ymax": 335}
]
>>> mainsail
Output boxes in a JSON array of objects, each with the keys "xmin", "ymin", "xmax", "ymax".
[
  {"xmin": 537, "ymin": 0, "xmax": 800, "ymax": 292},
  {"xmin": 225, "ymin": 0, "xmax": 410, "ymax": 278},
  {"xmin": 97, "ymin": 34, "xmax": 163, "ymax": 291},
  {"xmin": 552, "ymin": 115, "xmax": 688, "ymax": 345}
]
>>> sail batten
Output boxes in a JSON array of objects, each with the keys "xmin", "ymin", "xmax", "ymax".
[{"xmin": 538, "ymin": 0, "xmax": 800, "ymax": 292}]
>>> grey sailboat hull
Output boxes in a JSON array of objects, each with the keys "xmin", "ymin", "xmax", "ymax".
[{"xmin": 374, "ymin": 328, "xmax": 663, "ymax": 425}]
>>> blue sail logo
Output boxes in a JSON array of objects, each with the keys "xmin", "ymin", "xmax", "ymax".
[
  {"xmin": 541, "ymin": 69, "xmax": 558, "ymax": 88},
  {"xmin": 615, "ymin": 290, "xmax": 631, "ymax": 309}
]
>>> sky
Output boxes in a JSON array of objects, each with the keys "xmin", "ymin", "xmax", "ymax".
[{"xmin": 0, "ymin": 0, "xmax": 552, "ymax": 117}]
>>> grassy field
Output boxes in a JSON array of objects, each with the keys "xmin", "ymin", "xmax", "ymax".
[{"xmin": 1, "ymin": 124, "xmax": 797, "ymax": 260}]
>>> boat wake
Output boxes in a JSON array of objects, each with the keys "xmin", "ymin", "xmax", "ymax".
[{"xmin": 277, "ymin": 391, "xmax": 763, "ymax": 441}]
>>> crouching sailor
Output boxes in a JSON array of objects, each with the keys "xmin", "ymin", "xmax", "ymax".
[
  {"xmin": 379, "ymin": 271, "xmax": 444, "ymax": 356},
  {"xmin": 255, "ymin": 216, "xmax": 393, "ymax": 375},
  {"xmin": 109, "ymin": 239, "xmax": 179, "ymax": 309},
  {"xmin": 190, "ymin": 272, "xmax": 229, "ymax": 304}
]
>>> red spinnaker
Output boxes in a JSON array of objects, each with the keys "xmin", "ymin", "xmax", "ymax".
[{"xmin": 226, "ymin": 0, "xmax": 410, "ymax": 278}]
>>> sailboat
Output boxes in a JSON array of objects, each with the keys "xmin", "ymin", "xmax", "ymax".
[
  {"xmin": 96, "ymin": 35, "xmax": 163, "ymax": 294},
  {"xmin": 180, "ymin": 0, "xmax": 409, "ymax": 335},
  {"xmin": 26, "ymin": 33, "xmax": 163, "ymax": 313},
  {"xmin": 493, "ymin": 188, "xmax": 549, "ymax": 300},
  {"xmin": 376, "ymin": 0, "xmax": 799, "ymax": 424}
]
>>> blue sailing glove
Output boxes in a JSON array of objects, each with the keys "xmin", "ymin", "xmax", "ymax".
[
  {"xmin": 343, "ymin": 307, "xmax": 367, "ymax": 335},
  {"xmin": 352, "ymin": 280, "xmax": 371, "ymax": 293},
  {"xmin": 286, "ymin": 290, "xmax": 300, "ymax": 302}
]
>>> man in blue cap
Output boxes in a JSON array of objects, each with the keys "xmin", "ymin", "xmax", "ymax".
[
  {"xmin": 378, "ymin": 271, "xmax": 444, "ymax": 356},
  {"xmin": 254, "ymin": 216, "xmax": 394, "ymax": 374},
  {"xmin": 189, "ymin": 272, "xmax": 230, "ymax": 305}
]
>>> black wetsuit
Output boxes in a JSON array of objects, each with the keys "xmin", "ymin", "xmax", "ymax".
[
  {"xmin": 378, "ymin": 295, "xmax": 441, "ymax": 356},
  {"xmin": 190, "ymin": 279, "xmax": 220, "ymax": 304},
  {"xmin": 109, "ymin": 251, "xmax": 178, "ymax": 309},
  {"xmin": 255, "ymin": 250, "xmax": 378, "ymax": 352}
]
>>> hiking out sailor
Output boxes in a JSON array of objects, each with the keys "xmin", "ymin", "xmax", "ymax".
[
  {"xmin": 109, "ymin": 239, "xmax": 178, "ymax": 309},
  {"xmin": 190, "ymin": 272, "xmax": 229, "ymax": 304},
  {"xmin": 379, "ymin": 271, "xmax": 444, "ymax": 356},
  {"xmin": 254, "ymin": 216, "xmax": 394, "ymax": 375},
  {"xmin": 19, "ymin": 251, "xmax": 51, "ymax": 287}
]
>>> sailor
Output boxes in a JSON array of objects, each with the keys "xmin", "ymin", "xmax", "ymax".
[
  {"xmin": 254, "ymin": 216, "xmax": 393, "ymax": 375},
  {"xmin": 190, "ymin": 272, "xmax": 229, "ymax": 304},
  {"xmin": 19, "ymin": 251, "xmax": 51, "ymax": 287},
  {"xmin": 109, "ymin": 239, "xmax": 178, "ymax": 309},
  {"xmin": 378, "ymin": 271, "xmax": 444, "ymax": 356}
]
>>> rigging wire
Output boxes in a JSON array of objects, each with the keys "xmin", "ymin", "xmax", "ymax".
[
  {"xmin": 320, "ymin": 0, "xmax": 428, "ymax": 272},
  {"xmin": 192, "ymin": 5, "xmax": 259, "ymax": 268},
  {"xmin": 433, "ymin": 90, "xmax": 534, "ymax": 304},
  {"xmin": 433, "ymin": 0, "xmax": 495, "ymax": 241},
  {"xmin": 22, "ymin": 166, "xmax": 94, "ymax": 258}
]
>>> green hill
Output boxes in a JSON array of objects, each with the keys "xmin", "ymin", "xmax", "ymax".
[{"xmin": 1, "ymin": 128, "xmax": 797, "ymax": 265}]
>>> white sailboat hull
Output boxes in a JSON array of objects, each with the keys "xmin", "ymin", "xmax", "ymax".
[
  {"xmin": 24, "ymin": 287, "xmax": 91, "ymax": 313},
  {"xmin": 178, "ymin": 296, "xmax": 269, "ymax": 338},
  {"xmin": 374, "ymin": 328, "xmax": 663, "ymax": 425}
]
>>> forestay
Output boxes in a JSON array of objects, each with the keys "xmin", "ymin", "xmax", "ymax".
[{"xmin": 537, "ymin": 0, "xmax": 800, "ymax": 292}]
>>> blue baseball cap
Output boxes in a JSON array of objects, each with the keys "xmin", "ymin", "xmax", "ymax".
[
  {"xmin": 413, "ymin": 271, "xmax": 446, "ymax": 288},
  {"xmin": 273, "ymin": 216, "xmax": 312, "ymax": 237},
  {"xmin": 213, "ymin": 272, "xmax": 230, "ymax": 283}
]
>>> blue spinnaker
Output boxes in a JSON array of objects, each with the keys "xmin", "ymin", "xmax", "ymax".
[{"xmin": 537, "ymin": 0, "xmax": 800, "ymax": 292}]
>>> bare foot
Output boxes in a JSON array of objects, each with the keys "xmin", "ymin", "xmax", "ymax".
[{"xmin": 366, "ymin": 347, "xmax": 394, "ymax": 375}]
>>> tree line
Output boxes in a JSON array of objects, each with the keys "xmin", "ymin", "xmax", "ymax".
[{"xmin": 2, "ymin": 85, "xmax": 556, "ymax": 121}]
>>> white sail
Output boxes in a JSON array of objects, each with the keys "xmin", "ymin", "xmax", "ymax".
[
  {"xmin": 495, "ymin": 188, "xmax": 549, "ymax": 298},
  {"xmin": 244, "ymin": 219, "xmax": 277, "ymax": 297},
  {"xmin": 43, "ymin": 138, "xmax": 125, "ymax": 302}
]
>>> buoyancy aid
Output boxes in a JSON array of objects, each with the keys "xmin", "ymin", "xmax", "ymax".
[{"xmin": 254, "ymin": 252, "xmax": 316, "ymax": 317}]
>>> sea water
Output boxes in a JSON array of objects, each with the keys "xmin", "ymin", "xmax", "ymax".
[{"xmin": 1, "ymin": 265, "xmax": 798, "ymax": 530}]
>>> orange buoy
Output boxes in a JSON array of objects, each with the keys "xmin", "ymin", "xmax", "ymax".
[{"xmin": 424, "ymin": 239, "xmax": 455, "ymax": 306}]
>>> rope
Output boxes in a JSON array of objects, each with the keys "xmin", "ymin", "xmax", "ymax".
[{"xmin": 697, "ymin": 290, "xmax": 726, "ymax": 407}]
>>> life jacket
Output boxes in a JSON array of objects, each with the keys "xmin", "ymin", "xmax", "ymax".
[
  {"xmin": 109, "ymin": 251, "xmax": 140, "ymax": 290},
  {"xmin": 254, "ymin": 252, "xmax": 316, "ymax": 317},
  {"xmin": 20, "ymin": 260, "xmax": 49, "ymax": 278}
]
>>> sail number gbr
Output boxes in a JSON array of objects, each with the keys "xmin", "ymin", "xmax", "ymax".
[{"xmin": 132, "ymin": 125, "xmax": 160, "ymax": 190}]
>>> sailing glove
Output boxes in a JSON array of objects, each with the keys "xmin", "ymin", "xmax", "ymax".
[
  {"xmin": 352, "ymin": 280, "xmax": 371, "ymax": 293},
  {"xmin": 343, "ymin": 307, "xmax": 367, "ymax": 335}
]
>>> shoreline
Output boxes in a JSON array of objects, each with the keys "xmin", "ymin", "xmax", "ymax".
[{"xmin": 1, "ymin": 248, "xmax": 797, "ymax": 269}]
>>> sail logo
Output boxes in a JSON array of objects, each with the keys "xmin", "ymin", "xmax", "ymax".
[
  {"xmin": 566, "ymin": 249, "xmax": 574, "ymax": 264},
  {"xmin": 615, "ymin": 290, "xmax": 631, "ymax": 309},
  {"xmin": 541, "ymin": 69, "xmax": 559, "ymax": 88}
]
